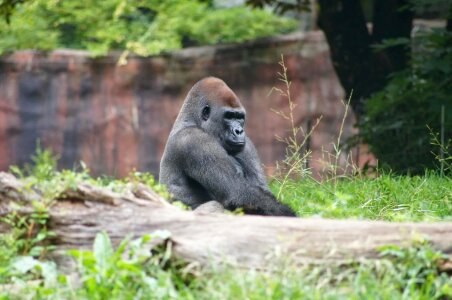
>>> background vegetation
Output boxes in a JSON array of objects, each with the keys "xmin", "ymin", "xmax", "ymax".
[
  {"xmin": 359, "ymin": 28, "xmax": 452, "ymax": 174},
  {"xmin": 0, "ymin": 0, "xmax": 297, "ymax": 56},
  {"xmin": 247, "ymin": 0, "xmax": 452, "ymax": 174}
]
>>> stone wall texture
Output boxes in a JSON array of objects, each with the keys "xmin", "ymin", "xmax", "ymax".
[{"xmin": 0, "ymin": 31, "xmax": 372, "ymax": 178}]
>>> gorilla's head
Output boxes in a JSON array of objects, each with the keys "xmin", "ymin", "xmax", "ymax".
[{"xmin": 181, "ymin": 77, "xmax": 246, "ymax": 154}]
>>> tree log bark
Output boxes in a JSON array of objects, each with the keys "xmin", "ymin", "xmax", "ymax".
[{"xmin": 1, "ymin": 172, "xmax": 451, "ymax": 270}]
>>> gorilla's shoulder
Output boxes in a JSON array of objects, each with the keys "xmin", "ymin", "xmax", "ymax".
[{"xmin": 171, "ymin": 127, "xmax": 215, "ymax": 150}]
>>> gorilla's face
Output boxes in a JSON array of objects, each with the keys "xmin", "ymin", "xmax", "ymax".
[
  {"xmin": 222, "ymin": 109, "xmax": 246, "ymax": 154},
  {"xmin": 201, "ymin": 104, "xmax": 246, "ymax": 155}
]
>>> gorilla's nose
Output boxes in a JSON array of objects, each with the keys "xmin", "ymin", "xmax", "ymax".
[
  {"xmin": 234, "ymin": 128, "xmax": 244, "ymax": 136},
  {"xmin": 231, "ymin": 122, "xmax": 244, "ymax": 137}
]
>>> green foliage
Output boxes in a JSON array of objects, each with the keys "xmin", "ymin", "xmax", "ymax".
[
  {"xmin": 0, "ymin": 0, "xmax": 58, "ymax": 53},
  {"xmin": 0, "ymin": 227, "xmax": 21, "ymax": 283},
  {"xmin": 187, "ymin": 241, "xmax": 451, "ymax": 299},
  {"xmin": 10, "ymin": 142, "xmax": 58, "ymax": 181},
  {"xmin": 125, "ymin": 170, "xmax": 170, "ymax": 199},
  {"xmin": 2, "ymin": 207, "xmax": 56, "ymax": 258},
  {"xmin": 0, "ymin": 0, "xmax": 34, "ymax": 23},
  {"xmin": 0, "ymin": 0, "xmax": 19, "ymax": 22},
  {"xmin": 2, "ymin": 231, "xmax": 451, "ymax": 299},
  {"xmin": 429, "ymin": 126, "xmax": 452, "ymax": 174},
  {"xmin": 0, "ymin": 205, "xmax": 56, "ymax": 286},
  {"xmin": 65, "ymin": 231, "xmax": 183, "ymax": 299},
  {"xmin": 271, "ymin": 173, "xmax": 452, "ymax": 221},
  {"xmin": 7, "ymin": 256, "xmax": 57, "ymax": 287},
  {"xmin": 0, "ymin": 147, "xmax": 451, "ymax": 299},
  {"xmin": 359, "ymin": 28, "xmax": 452, "ymax": 174},
  {"xmin": 410, "ymin": 0, "xmax": 452, "ymax": 18},
  {"xmin": 190, "ymin": 6, "xmax": 296, "ymax": 45},
  {"xmin": 1, "ymin": 231, "xmax": 188, "ymax": 299},
  {"xmin": 9, "ymin": 145, "xmax": 170, "ymax": 200},
  {"xmin": 378, "ymin": 239, "xmax": 449, "ymax": 296},
  {"xmin": 0, "ymin": 146, "xmax": 173, "ymax": 293},
  {"xmin": 1, "ymin": 146, "xmax": 59, "ymax": 263},
  {"xmin": 0, "ymin": 0, "xmax": 297, "ymax": 56}
]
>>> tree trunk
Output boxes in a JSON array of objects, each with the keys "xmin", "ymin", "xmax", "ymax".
[
  {"xmin": 372, "ymin": 0, "xmax": 413, "ymax": 71},
  {"xmin": 317, "ymin": 0, "xmax": 372, "ymax": 115},
  {"xmin": 317, "ymin": 0, "xmax": 413, "ymax": 116},
  {"xmin": 245, "ymin": 0, "xmax": 415, "ymax": 116},
  {"xmin": 447, "ymin": 3, "xmax": 452, "ymax": 31},
  {"xmin": 1, "ymin": 172, "xmax": 451, "ymax": 271}
]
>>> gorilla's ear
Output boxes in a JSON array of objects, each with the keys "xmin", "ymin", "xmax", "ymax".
[{"xmin": 201, "ymin": 105, "xmax": 211, "ymax": 121}]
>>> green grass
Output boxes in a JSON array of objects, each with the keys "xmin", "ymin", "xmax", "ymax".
[
  {"xmin": 271, "ymin": 173, "xmax": 452, "ymax": 222},
  {"xmin": 183, "ymin": 251, "xmax": 452, "ymax": 300}
]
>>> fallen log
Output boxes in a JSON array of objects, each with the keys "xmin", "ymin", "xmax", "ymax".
[{"xmin": 1, "ymin": 172, "xmax": 451, "ymax": 270}]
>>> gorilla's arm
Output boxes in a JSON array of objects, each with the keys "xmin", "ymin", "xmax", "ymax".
[
  {"xmin": 174, "ymin": 128, "xmax": 295, "ymax": 216},
  {"xmin": 234, "ymin": 137, "xmax": 269, "ymax": 189}
]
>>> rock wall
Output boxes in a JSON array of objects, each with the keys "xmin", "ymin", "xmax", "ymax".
[{"xmin": 0, "ymin": 31, "xmax": 369, "ymax": 178}]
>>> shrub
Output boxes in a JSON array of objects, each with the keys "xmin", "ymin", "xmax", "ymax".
[
  {"xmin": 0, "ymin": 0, "xmax": 297, "ymax": 56},
  {"xmin": 359, "ymin": 28, "xmax": 452, "ymax": 174}
]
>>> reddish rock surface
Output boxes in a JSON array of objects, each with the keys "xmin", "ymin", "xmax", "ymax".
[{"xmin": 0, "ymin": 31, "xmax": 374, "ymax": 178}]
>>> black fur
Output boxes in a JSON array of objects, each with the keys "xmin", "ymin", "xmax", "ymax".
[{"xmin": 159, "ymin": 77, "xmax": 295, "ymax": 216}]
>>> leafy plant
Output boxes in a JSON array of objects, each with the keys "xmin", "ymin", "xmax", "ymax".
[
  {"xmin": 0, "ymin": 0, "xmax": 58, "ymax": 53},
  {"xmin": 9, "ymin": 142, "xmax": 58, "ymax": 181},
  {"xmin": 1, "ymin": 146, "xmax": 59, "ymax": 261},
  {"xmin": 0, "ymin": 231, "xmax": 191, "ymax": 299},
  {"xmin": 0, "ymin": 0, "xmax": 297, "ymax": 56},
  {"xmin": 7, "ymin": 255, "xmax": 58, "ymax": 286},
  {"xmin": 3, "ymin": 208, "xmax": 55, "ymax": 257},
  {"xmin": 125, "ymin": 170, "xmax": 170, "ymax": 199},
  {"xmin": 190, "ymin": 6, "xmax": 296, "ymax": 45},
  {"xmin": 378, "ymin": 239, "xmax": 452, "ymax": 299},
  {"xmin": 0, "ymin": 145, "xmax": 182, "ymax": 297},
  {"xmin": 359, "ymin": 28, "xmax": 452, "ymax": 174},
  {"xmin": 0, "ymin": 226, "xmax": 21, "ymax": 283},
  {"xmin": 66, "ymin": 230, "xmax": 183, "ymax": 299},
  {"xmin": 428, "ymin": 123, "xmax": 452, "ymax": 176}
]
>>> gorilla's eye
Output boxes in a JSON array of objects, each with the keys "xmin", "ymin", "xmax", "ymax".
[{"xmin": 201, "ymin": 105, "xmax": 211, "ymax": 121}]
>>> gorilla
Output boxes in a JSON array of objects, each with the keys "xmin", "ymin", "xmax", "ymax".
[{"xmin": 159, "ymin": 77, "xmax": 295, "ymax": 216}]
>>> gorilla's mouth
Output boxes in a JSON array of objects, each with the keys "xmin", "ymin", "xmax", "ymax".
[{"xmin": 225, "ymin": 140, "xmax": 245, "ymax": 153}]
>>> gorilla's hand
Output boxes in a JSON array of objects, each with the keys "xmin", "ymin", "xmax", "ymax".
[
  {"xmin": 272, "ymin": 203, "xmax": 297, "ymax": 217},
  {"xmin": 243, "ymin": 202, "xmax": 296, "ymax": 217},
  {"xmin": 240, "ymin": 188, "xmax": 296, "ymax": 217}
]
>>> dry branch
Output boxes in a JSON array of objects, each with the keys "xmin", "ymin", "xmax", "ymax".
[{"xmin": 0, "ymin": 172, "xmax": 451, "ymax": 271}]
